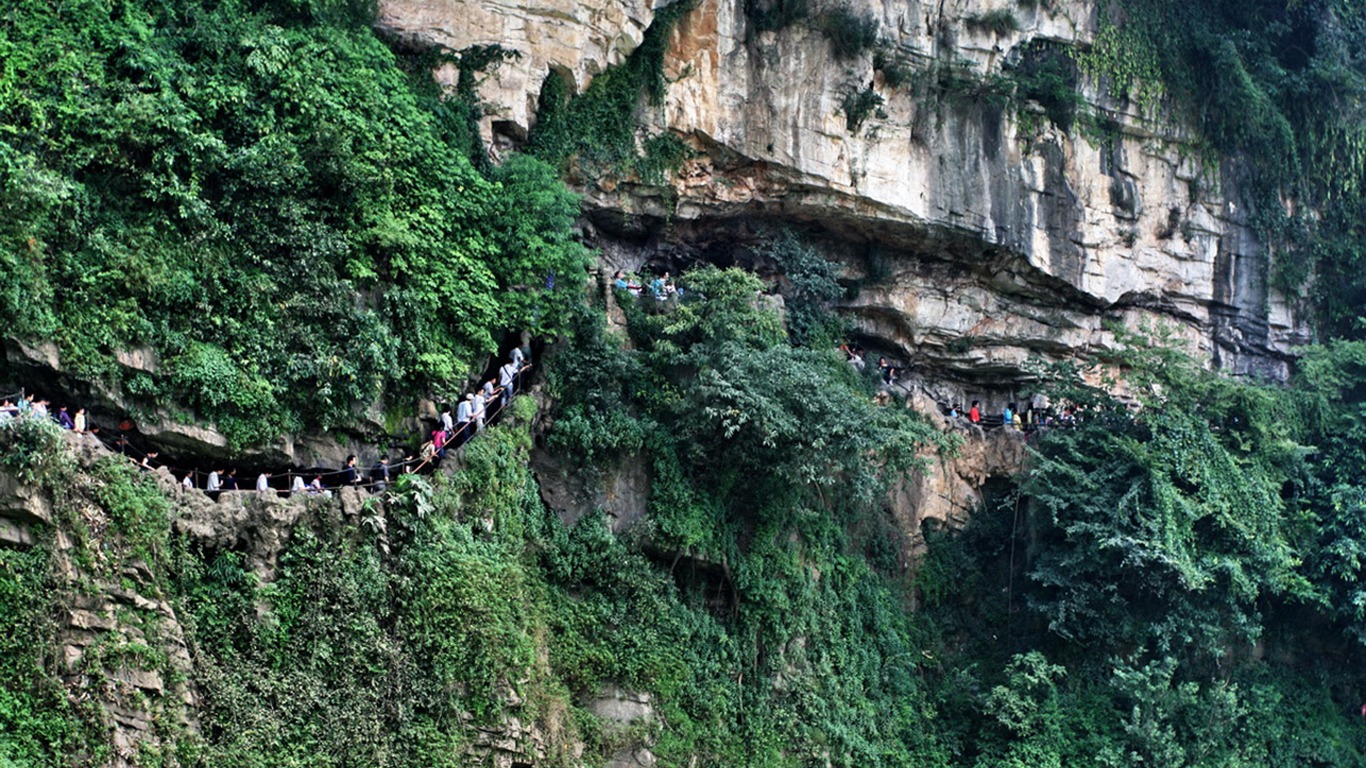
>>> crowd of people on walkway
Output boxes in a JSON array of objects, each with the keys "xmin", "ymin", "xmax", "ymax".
[
  {"xmin": 836, "ymin": 342, "xmax": 1084, "ymax": 436},
  {"xmin": 0, "ymin": 344, "xmax": 533, "ymax": 501},
  {"xmin": 613, "ymin": 270, "xmax": 681, "ymax": 302},
  {"xmin": 1, "ymin": 395, "xmax": 92, "ymax": 433},
  {"xmin": 944, "ymin": 398, "xmax": 1080, "ymax": 433}
]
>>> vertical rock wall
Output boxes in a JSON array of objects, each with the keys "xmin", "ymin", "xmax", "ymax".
[{"xmin": 377, "ymin": 0, "xmax": 1312, "ymax": 383}]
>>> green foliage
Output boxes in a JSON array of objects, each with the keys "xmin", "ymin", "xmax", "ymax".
[
  {"xmin": 1086, "ymin": 0, "xmax": 1366, "ymax": 334},
  {"xmin": 965, "ymin": 9, "xmax": 1020, "ymax": 36},
  {"xmin": 529, "ymin": 0, "xmax": 696, "ymax": 182},
  {"xmin": 910, "ymin": 330, "xmax": 1366, "ymax": 767},
  {"xmin": 170, "ymin": 419, "xmax": 574, "ymax": 765},
  {"xmin": 0, "ymin": 0, "xmax": 587, "ymax": 449},
  {"xmin": 1009, "ymin": 41, "xmax": 1085, "ymax": 133},
  {"xmin": 545, "ymin": 261, "xmax": 954, "ymax": 763},
  {"xmin": 0, "ymin": 546, "xmax": 106, "ymax": 766},
  {"xmin": 841, "ymin": 86, "xmax": 885, "ymax": 133},
  {"xmin": 873, "ymin": 44, "xmax": 917, "ymax": 89},
  {"xmin": 0, "ymin": 417, "xmax": 72, "ymax": 487},
  {"xmin": 743, "ymin": 0, "xmax": 811, "ymax": 36},
  {"xmin": 754, "ymin": 230, "xmax": 845, "ymax": 348},
  {"xmin": 815, "ymin": 5, "xmax": 880, "ymax": 60}
]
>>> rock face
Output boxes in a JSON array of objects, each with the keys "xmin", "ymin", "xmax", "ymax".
[
  {"xmin": 891, "ymin": 418, "xmax": 1031, "ymax": 556},
  {"xmin": 375, "ymin": 0, "xmax": 656, "ymax": 140},
  {"xmin": 378, "ymin": 0, "xmax": 1311, "ymax": 384},
  {"xmin": 0, "ymin": 434, "xmax": 200, "ymax": 768}
]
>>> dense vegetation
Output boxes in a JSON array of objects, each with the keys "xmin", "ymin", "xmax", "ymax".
[
  {"xmin": 0, "ymin": 0, "xmax": 589, "ymax": 446},
  {"xmin": 8, "ymin": 269, "xmax": 1366, "ymax": 765},
  {"xmin": 6, "ymin": 0, "xmax": 1366, "ymax": 766},
  {"xmin": 1080, "ymin": 0, "xmax": 1366, "ymax": 334}
]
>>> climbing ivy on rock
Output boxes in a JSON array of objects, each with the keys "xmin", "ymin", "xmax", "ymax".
[{"xmin": 0, "ymin": 0, "xmax": 588, "ymax": 448}]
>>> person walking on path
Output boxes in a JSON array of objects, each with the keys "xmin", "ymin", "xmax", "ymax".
[
  {"xmin": 499, "ymin": 359, "xmax": 517, "ymax": 408},
  {"xmin": 342, "ymin": 455, "xmax": 360, "ymax": 487},
  {"xmin": 457, "ymin": 394, "xmax": 474, "ymax": 447},
  {"xmin": 256, "ymin": 471, "xmax": 272, "ymax": 495},
  {"xmin": 370, "ymin": 455, "xmax": 391, "ymax": 492},
  {"xmin": 473, "ymin": 389, "xmax": 487, "ymax": 433}
]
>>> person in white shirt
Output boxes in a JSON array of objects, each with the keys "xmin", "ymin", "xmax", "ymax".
[
  {"xmin": 499, "ymin": 361, "xmax": 517, "ymax": 407},
  {"xmin": 206, "ymin": 470, "xmax": 222, "ymax": 493},
  {"xmin": 456, "ymin": 394, "xmax": 474, "ymax": 446},
  {"xmin": 472, "ymin": 390, "xmax": 486, "ymax": 433},
  {"xmin": 256, "ymin": 472, "xmax": 272, "ymax": 495}
]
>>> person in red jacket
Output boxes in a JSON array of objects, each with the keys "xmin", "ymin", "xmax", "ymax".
[{"xmin": 969, "ymin": 400, "xmax": 981, "ymax": 424}]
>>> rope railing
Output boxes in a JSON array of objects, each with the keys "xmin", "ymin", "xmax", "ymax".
[{"xmin": 4, "ymin": 359, "xmax": 533, "ymax": 499}]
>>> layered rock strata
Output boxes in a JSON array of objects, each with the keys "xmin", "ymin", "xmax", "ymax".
[{"xmin": 380, "ymin": 0, "xmax": 1310, "ymax": 385}]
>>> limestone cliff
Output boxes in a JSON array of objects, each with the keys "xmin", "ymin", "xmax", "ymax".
[{"xmin": 379, "ymin": 0, "xmax": 1310, "ymax": 395}]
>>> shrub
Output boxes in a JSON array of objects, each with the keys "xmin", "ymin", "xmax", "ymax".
[
  {"xmin": 842, "ymin": 87, "xmax": 886, "ymax": 132},
  {"xmin": 816, "ymin": 5, "xmax": 880, "ymax": 60},
  {"xmin": 966, "ymin": 9, "xmax": 1020, "ymax": 35}
]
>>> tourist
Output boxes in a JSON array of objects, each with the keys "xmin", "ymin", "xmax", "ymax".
[
  {"xmin": 222, "ymin": 469, "xmax": 239, "ymax": 491},
  {"xmin": 256, "ymin": 471, "xmax": 272, "ymax": 495},
  {"xmin": 181, "ymin": 472, "xmax": 194, "ymax": 490},
  {"xmin": 499, "ymin": 359, "xmax": 517, "ymax": 407},
  {"xmin": 73, "ymin": 407, "xmax": 87, "ymax": 433},
  {"xmin": 457, "ymin": 394, "xmax": 473, "ymax": 447},
  {"xmin": 290, "ymin": 475, "xmax": 307, "ymax": 496},
  {"xmin": 206, "ymin": 469, "xmax": 222, "ymax": 494},
  {"xmin": 57, "ymin": 406, "xmax": 73, "ymax": 430},
  {"xmin": 473, "ymin": 389, "xmax": 487, "ymax": 433},
  {"xmin": 370, "ymin": 455, "xmax": 391, "ymax": 492},
  {"xmin": 969, "ymin": 401, "xmax": 981, "ymax": 424},
  {"xmin": 341, "ymin": 455, "xmax": 359, "ymax": 486},
  {"xmin": 138, "ymin": 451, "xmax": 159, "ymax": 472},
  {"xmin": 432, "ymin": 426, "xmax": 447, "ymax": 459}
]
